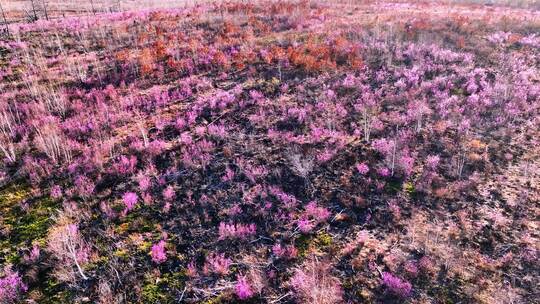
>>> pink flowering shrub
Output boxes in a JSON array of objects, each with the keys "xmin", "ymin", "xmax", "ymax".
[
  {"xmin": 162, "ymin": 185, "xmax": 175, "ymax": 201},
  {"xmin": 403, "ymin": 261, "xmax": 419, "ymax": 278},
  {"xmin": 137, "ymin": 175, "xmax": 152, "ymax": 192},
  {"xmin": 272, "ymin": 244, "xmax": 298, "ymax": 259},
  {"xmin": 235, "ymin": 275, "xmax": 254, "ymax": 300},
  {"xmin": 150, "ymin": 240, "xmax": 167, "ymax": 264},
  {"xmin": 418, "ymin": 256, "xmax": 436, "ymax": 275},
  {"xmin": 356, "ymin": 162, "xmax": 369, "ymax": 175},
  {"xmin": 304, "ymin": 201, "xmax": 331, "ymax": 222},
  {"xmin": 218, "ymin": 222, "xmax": 256, "ymax": 240},
  {"xmin": 425, "ymin": 155, "xmax": 440, "ymax": 170},
  {"xmin": 50, "ymin": 185, "xmax": 63, "ymax": 199},
  {"xmin": 112, "ymin": 155, "xmax": 138, "ymax": 175},
  {"xmin": 296, "ymin": 202, "xmax": 331, "ymax": 233},
  {"xmin": 382, "ymin": 272, "xmax": 412, "ymax": 298},
  {"xmin": 0, "ymin": 267, "xmax": 27, "ymax": 303},
  {"xmin": 203, "ymin": 253, "xmax": 231, "ymax": 276},
  {"xmin": 74, "ymin": 175, "xmax": 95, "ymax": 198},
  {"xmin": 122, "ymin": 192, "xmax": 138, "ymax": 214}
]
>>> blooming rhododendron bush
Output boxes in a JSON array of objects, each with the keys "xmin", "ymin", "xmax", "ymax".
[{"xmin": 0, "ymin": 0, "xmax": 539, "ymax": 303}]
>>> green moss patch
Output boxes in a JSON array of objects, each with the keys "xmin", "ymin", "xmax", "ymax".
[
  {"xmin": 0, "ymin": 182, "xmax": 58, "ymax": 263},
  {"xmin": 141, "ymin": 271, "xmax": 187, "ymax": 303}
]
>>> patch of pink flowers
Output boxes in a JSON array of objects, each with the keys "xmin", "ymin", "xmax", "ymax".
[
  {"xmin": 382, "ymin": 272, "xmax": 412, "ymax": 298},
  {"xmin": 122, "ymin": 192, "xmax": 138, "ymax": 213},
  {"xmin": 0, "ymin": 267, "xmax": 27, "ymax": 303},
  {"xmin": 235, "ymin": 275, "xmax": 254, "ymax": 300},
  {"xmin": 356, "ymin": 162, "xmax": 370, "ymax": 175},
  {"xmin": 150, "ymin": 240, "xmax": 167, "ymax": 264},
  {"xmin": 218, "ymin": 222, "xmax": 256, "ymax": 240},
  {"xmin": 203, "ymin": 253, "xmax": 231, "ymax": 276}
]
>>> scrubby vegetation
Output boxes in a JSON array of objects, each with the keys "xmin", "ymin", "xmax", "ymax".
[{"xmin": 0, "ymin": 1, "xmax": 539, "ymax": 303}]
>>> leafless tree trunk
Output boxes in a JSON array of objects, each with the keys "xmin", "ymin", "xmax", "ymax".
[
  {"xmin": 30, "ymin": 0, "xmax": 39, "ymax": 21},
  {"xmin": 66, "ymin": 229, "xmax": 89, "ymax": 280},
  {"xmin": 0, "ymin": 2, "xmax": 10, "ymax": 36},
  {"xmin": 41, "ymin": 0, "xmax": 49, "ymax": 20},
  {"xmin": 48, "ymin": 221, "xmax": 91, "ymax": 282},
  {"xmin": 90, "ymin": 0, "xmax": 96, "ymax": 15}
]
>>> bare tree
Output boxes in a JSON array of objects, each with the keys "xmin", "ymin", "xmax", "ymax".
[
  {"xmin": 34, "ymin": 122, "xmax": 73, "ymax": 165},
  {"xmin": 90, "ymin": 0, "xmax": 96, "ymax": 15},
  {"xmin": 41, "ymin": 0, "xmax": 49, "ymax": 20},
  {"xmin": 48, "ymin": 221, "xmax": 91, "ymax": 282},
  {"xmin": 24, "ymin": 0, "xmax": 51, "ymax": 22},
  {"xmin": 29, "ymin": 0, "xmax": 39, "ymax": 21},
  {"xmin": 0, "ymin": 112, "xmax": 17, "ymax": 163},
  {"xmin": 110, "ymin": 0, "xmax": 122, "ymax": 13},
  {"xmin": 0, "ymin": 2, "xmax": 9, "ymax": 37}
]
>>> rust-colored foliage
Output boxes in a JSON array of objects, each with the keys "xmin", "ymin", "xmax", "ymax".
[
  {"xmin": 115, "ymin": 49, "xmax": 130, "ymax": 62},
  {"xmin": 222, "ymin": 21, "xmax": 240, "ymax": 37},
  {"xmin": 213, "ymin": 50, "xmax": 231, "ymax": 70},
  {"xmin": 404, "ymin": 18, "xmax": 432, "ymax": 39},
  {"xmin": 139, "ymin": 48, "xmax": 155, "ymax": 75},
  {"xmin": 285, "ymin": 35, "xmax": 363, "ymax": 72},
  {"xmin": 269, "ymin": 0, "xmax": 308, "ymax": 15},
  {"xmin": 153, "ymin": 40, "xmax": 167, "ymax": 59},
  {"xmin": 248, "ymin": 16, "xmax": 271, "ymax": 34},
  {"xmin": 456, "ymin": 36, "xmax": 466, "ymax": 49},
  {"xmin": 508, "ymin": 33, "xmax": 523, "ymax": 44},
  {"xmin": 287, "ymin": 37, "xmax": 334, "ymax": 72},
  {"xmin": 451, "ymin": 14, "xmax": 470, "ymax": 30},
  {"xmin": 217, "ymin": 2, "xmax": 255, "ymax": 14}
]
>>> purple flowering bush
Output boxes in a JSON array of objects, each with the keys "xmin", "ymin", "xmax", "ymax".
[
  {"xmin": 235, "ymin": 275, "xmax": 254, "ymax": 300},
  {"xmin": 150, "ymin": 240, "xmax": 167, "ymax": 264},
  {"xmin": 0, "ymin": 267, "xmax": 27, "ymax": 303},
  {"xmin": 382, "ymin": 272, "xmax": 412, "ymax": 298}
]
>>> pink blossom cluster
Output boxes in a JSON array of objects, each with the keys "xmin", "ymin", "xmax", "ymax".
[
  {"xmin": 0, "ymin": 268, "xmax": 27, "ymax": 303},
  {"xmin": 235, "ymin": 275, "xmax": 254, "ymax": 300},
  {"xmin": 218, "ymin": 222, "xmax": 257, "ymax": 240},
  {"xmin": 203, "ymin": 253, "xmax": 231, "ymax": 276},
  {"xmin": 297, "ymin": 201, "xmax": 331, "ymax": 233},
  {"xmin": 382, "ymin": 272, "xmax": 412, "ymax": 298},
  {"xmin": 150, "ymin": 240, "xmax": 167, "ymax": 264},
  {"xmin": 122, "ymin": 192, "xmax": 138, "ymax": 213}
]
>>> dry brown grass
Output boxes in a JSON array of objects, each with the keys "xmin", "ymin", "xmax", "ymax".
[
  {"xmin": 2, "ymin": 0, "xmax": 540, "ymax": 24},
  {"xmin": 1, "ymin": 0, "xmax": 202, "ymax": 22}
]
